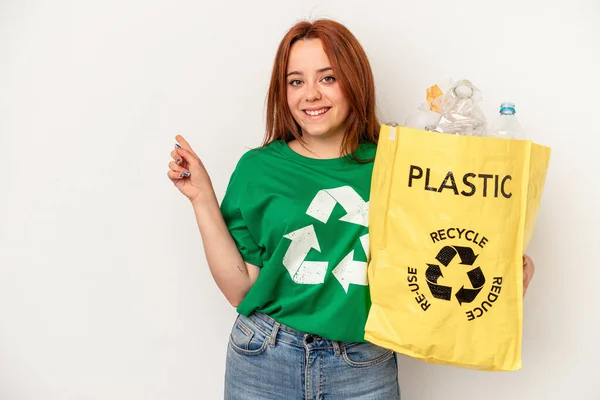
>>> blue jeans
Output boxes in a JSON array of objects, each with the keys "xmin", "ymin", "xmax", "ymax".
[{"xmin": 224, "ymin": 312, "xmax": 400, "ymax": 400}]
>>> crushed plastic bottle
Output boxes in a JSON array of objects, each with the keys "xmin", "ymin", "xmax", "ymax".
[
  {"xmin": 425, "ymin": 79, "xmax": 487, "ymax": 136},
  {"xmin": 488, "ymin": 102, "xmax": 525, "ymax": 140}
]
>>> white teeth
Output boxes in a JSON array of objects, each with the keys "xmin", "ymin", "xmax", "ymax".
[{"xmin": 305, "ymin": 108, "xmax": 328, "ymax": 116}]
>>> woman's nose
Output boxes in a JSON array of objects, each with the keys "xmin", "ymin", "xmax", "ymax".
[{"xmin": 304, "ymin": 83, "xmax": 322, "ymax": 101}]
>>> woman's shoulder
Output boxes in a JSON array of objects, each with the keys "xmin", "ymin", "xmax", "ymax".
[
  {"xmin": 234, "ymin": 140, "xmax": 285, "ymax": 170},
  {"xmin": 353, "ymin": 141, "xmax": 377, "ymax": 160},
  {"xmin": 240, "ymin": 140, "xmax": 283, "ymax": 159}
]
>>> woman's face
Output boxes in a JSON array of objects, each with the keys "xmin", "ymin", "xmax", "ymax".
[{"xmin": 286, "ymin": 38, "xmax": 350, "ymax": 140}]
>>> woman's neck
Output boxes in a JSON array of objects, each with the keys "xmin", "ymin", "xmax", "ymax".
[{"xmin": 288, "ymin": 133, "xmax": 345, "ymax": 159}]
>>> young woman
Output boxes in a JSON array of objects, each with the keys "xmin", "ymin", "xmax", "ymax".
[{"xmin": 166, "ymin": 19, "xmax": 535, "ymax": 400}]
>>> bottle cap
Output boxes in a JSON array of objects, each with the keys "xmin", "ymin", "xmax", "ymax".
[{"xmin": 499, "ymin": 102, "xmax": 516, "ymax": 114}]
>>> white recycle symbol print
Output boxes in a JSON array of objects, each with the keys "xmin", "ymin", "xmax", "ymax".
[{"xmin": 282, "ymin": 186, "xmax": 370, "ymax": 293}]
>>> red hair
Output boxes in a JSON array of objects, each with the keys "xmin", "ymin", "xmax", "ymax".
[{"xmin": 263, "ymin": 19, "xmax": 379, "ymax": 161}]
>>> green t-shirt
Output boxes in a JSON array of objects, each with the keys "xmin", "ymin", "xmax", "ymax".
[{"xmin": 220, "ymin": 140, "xmax": 376, "ymax": 342}]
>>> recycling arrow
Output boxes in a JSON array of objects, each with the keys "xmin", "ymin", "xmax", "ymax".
[
  {"xmin": 332, "ymin": 233, "xmax": 369, "ymax": 292},
  {"xmin": 282, "ymin": 225, "xmax": 328, "ymax": 284},
  {"xmin": 306, "ymin": 186, "xmax": 369, "ymax": 227},
  {"xmin": 455, "ymin": 267, "xmax": 486, "ymax": 305},
  {"xmin": 436, "ymin": 246, "xmax": 478, "ymax": 266},
  {"xmin": 425, "ymin": 264, "xmax": 452, "ymax": 301}
]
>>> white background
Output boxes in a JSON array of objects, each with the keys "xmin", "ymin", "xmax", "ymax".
[{"xmin": 1, "ymin": 0, "xmax": 598, "ymax": 399}]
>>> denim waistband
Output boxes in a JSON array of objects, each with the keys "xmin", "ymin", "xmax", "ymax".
[{"xmin": 244, "ymin": 312, "xmax": 343, "ymax": 354}]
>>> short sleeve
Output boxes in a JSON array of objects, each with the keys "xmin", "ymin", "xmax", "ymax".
[{"xmin": 220, "ymin": 160, "xmax": 264, "ymax": 267}]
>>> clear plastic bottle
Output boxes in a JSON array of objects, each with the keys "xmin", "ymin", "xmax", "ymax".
[
  {"xmin": 405, "ymin": 103, "xmax": 441, "ymax": 130},
  {"xmin": 488, "ymin": 102, "xmax": 525, "ymax": 139}
]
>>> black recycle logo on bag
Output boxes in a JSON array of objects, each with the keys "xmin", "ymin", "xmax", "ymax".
[{"xmin": 425, "ymin": 246, "xmax": 486, "ymax": 305}]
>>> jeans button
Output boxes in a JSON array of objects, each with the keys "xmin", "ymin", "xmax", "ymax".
[{"xmin": 305, "ymin": 335, "xmax": 314, "ymax": 344}]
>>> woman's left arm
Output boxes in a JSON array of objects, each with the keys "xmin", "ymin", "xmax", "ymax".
[{"xmin": 523, "ymin": 254, "xmax": 535, "ymax": 297}]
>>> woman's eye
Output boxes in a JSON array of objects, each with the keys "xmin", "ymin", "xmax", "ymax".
[
  {"xmin": 289, "ymin": 80, "xmax": 302, "ymax": 87},
  {"xmin": 322, "ymin": 76, "xmax": 336, "ymax": 83}
]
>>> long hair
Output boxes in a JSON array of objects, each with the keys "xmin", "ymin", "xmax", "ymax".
[{"xmin": 263, "ymin": 19, "xmax": 379, "ymax": 161}]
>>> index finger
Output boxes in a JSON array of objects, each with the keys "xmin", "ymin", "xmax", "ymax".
[{"xmin": 175, "ymin": 134, "xmax": 199, "ymax": 158}]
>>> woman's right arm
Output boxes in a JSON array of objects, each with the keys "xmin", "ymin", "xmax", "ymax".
[
  {"xmin": 190, "ymin": 192, "xmax": 260, "ymax": 307},
  {"xmin": 167, "ymin": 135, "xmax": 259, "ymax": 307}
]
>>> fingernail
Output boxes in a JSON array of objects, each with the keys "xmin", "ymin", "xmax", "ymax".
[
  {"xmin": 175, "ymin": 143, "xmax": 182, "ymax": 148},
  {"xmin": 179, "ymin": 173, "xmax": 185, "ymax": 178},
  {"xmin": 176, "ymin": 158, "xmax": 181, "ymax": 163},
  {"xmin": 184, "ymin": 171, "xmax": 190, "ymax": 177}
]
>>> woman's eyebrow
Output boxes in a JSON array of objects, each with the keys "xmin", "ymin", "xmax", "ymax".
[
  {"xmin": 286, "ymin": 66, "xmax": 332, "ymax": 77},
  {"xmin": 316, "ymin": 66, "xmax": 333, "ymax": 73}
]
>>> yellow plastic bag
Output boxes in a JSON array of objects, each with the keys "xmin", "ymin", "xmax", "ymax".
[{"xmin": 365, "ymin": 125, "xmax": 551, "ymax": 371}]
